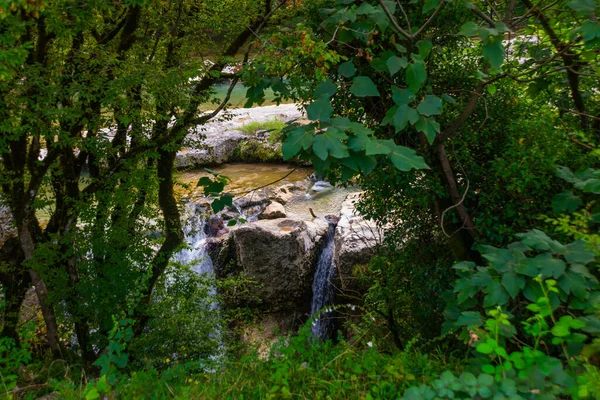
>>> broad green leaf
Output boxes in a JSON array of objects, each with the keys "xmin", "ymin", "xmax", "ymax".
[
  {"xmin": 282, "ymin": 126, "xmax": 314, "ymax": 160},
  {"xmin": 392, "ymin": 86, "xmax": 415, "ymax": 105},
  {"xmin": 86, "ymin": 389, "xmax": 100, "ymax": 400},
  {"xmin": 314, "ymin": 80, "xmax": 337, "ymax": 97},
  {"xmin": 577, "ymin": 21, "xmax": 600, "ymax": 43},
  {"xmin": 564, "ymin": 241, "xmax": 596, "ymax": 264},
  {"xmin": 350, "ymin": 76, "xmax": 380, "ymax": 97},
  {"xmin": 487, "ymin": 85, "xmax": 497, "ymax": 95},
  {"xmin": 441, "ymin": 94, "xmax": 456, "ymax": 104},
  {"xmin": 386, "ymin": 56, "xmax": 407, "ymax": 76},
  {"xmin": 355, "ymin": 2, "xmax": 376, "ymax": 14},
  {"xmin": 312, "ymin": 128, "xmax": 349, "ymax": 160},
  {"xmin": 483, "ymin": 37, "xmax": 504, "ymax": 69},
  {"xmin": 348, "ymin": 131, "xmax": 371, "ymax": 151},
  {"xmin": 417, "ymin": 95, "xmax": 443, "ymax": 116},
  {"xmin": 567, "ymin": 0, "xmax": 597, "ymax": 14},
  {"xmin": 483, "ymin": 281, "xmax": 509, "ymax": 307},
  {"xmin": 306, "ymin": 96, "xmax": 334, "ymax": 121},
  {"xmin": 354, "ymin": 153, "xmax": 377, "ymax": 174},
  {"xmin": 476, "ymin": 342, "xmax": 493, "ymax": 354},
  {"xmin": 459, "ymin": 21, "xmax": 479, "ymax": 36},
  {"xmin": 502, "ymin": 271, "xmax": 525, "ymax": 298},
  {"xmin": 388, "ymin": 144, "xmax": 429, "ymax": 171},
  {"xmin": 552, "ymin": 190, "xmax": 582, "ymax": 213},
  {"xmin": 406, "ymin": 60, "xmax": 427, "ymax": 92},
  {"xmin": 365, "ymin": 139, "xmax": 393, "ymax": 155},
  {"xmin": 551, "ymin": 324, "xmax": 570, "ymax": 337},
  {"xmin": 423, "ymin": 0, "xmax": 441, "ymax": 13},
  {"xmin": 417, "ymin": 40, "xmax": 433, "ymax": 58},
  {"xmin": 393, "ymin": 104, "xmax": 410, "ymax": 132},
  {"xmin": 338, "ymin": 61, "xmax": 355, "ymax": 78},
  {"xmin": 415, "ymin": 116, "xmax": 440, "ymax": 144},
  {"xmin": 457, "ymin": 311, "xmax": 483, "ymax": 327}
]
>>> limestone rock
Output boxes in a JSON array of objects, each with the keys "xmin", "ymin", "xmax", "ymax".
[
  {"xmin": 230, "ymin": 218, "xmax": 329, "ymax": 312},
  {"xmin": 334, "ymin": 193, "xmax": 382, "ymax": 292},
  {"xmin": 175, "ymin": 104, "xmax": 303, "ymax": 167},
  {"xmin": 269, "ymin": 183, "xmax": 297, "ymax": 205},
  {"xmin": 258, "ymin": 202, "xmax": 286, "ymax": 220}
]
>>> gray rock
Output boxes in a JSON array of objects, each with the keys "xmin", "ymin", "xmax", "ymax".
[
  {"xmin": 269, "ymin": 183, "xmax": 297, "ymax": 205},
  {"xmin": 334, "ymin": 193, "xmax": 382, "ymax": 292},
  {"xmin": 230, "ymin": 218, "xmax": 329, "ymax": 312},
  {"xmin": 258, "ymin": 202, "xmax": 286, "ymax": 220},
  {"xmin": 176, "ymin": 104, "xmax": 303, "ymax": 167}
]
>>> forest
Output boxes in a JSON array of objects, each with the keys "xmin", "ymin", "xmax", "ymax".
[{"xmin": 0, "ymin": 0, "xmax": 599, "ymax": 398}]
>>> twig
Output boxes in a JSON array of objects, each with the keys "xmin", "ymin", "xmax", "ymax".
[{"xmin": 231, "ymin": 167, "xmax": 299, "ymax": 197}]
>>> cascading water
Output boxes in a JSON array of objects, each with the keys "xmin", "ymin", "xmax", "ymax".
[
  {"xmin": 173, "ymin": 203, "xmax": 215, "ymax": 278},
  {"xmin": 310, "ymin": 222, "xmax": 337, "ymax": 340}
]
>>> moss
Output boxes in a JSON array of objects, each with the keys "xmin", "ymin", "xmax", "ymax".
[{"xmin": 231, "ymin": 139, "xmax": 283, "ymax": 163}]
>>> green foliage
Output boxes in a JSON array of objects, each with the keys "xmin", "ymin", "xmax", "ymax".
[{"xmin": 235, "ymin": 118, "xmax": 286, "ymax": 143}]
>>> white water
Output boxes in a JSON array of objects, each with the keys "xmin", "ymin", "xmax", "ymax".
[{"xmin": 310, "ymin": 223, "xmax": 337, "ymax": 340}]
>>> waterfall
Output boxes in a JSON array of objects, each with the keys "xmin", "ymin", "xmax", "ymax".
[
  {"xmin": 173, "ymin": 203, "xmax": 214, "ymax": 278},
  {"xmin": 310, "ymin": 223, "xmax": 337, "ymax": 340}
]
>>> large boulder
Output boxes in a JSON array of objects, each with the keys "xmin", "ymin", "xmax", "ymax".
[
  {"xmin": 229, "ymin": 218, "xmax": 329, "ymax": 313},
  {"xmin": 334, "ymin": 193, "xmax": 381, "ymax": 292}
]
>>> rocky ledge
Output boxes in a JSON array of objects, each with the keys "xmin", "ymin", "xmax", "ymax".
[{"xmin": 176, "ymin": 104, "xmax": 303, "ymax": 168}]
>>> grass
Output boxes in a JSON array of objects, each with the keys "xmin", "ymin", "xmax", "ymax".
[{"xmin": 236, "ymin": 118, "xmax": 286, "ymax": 144}]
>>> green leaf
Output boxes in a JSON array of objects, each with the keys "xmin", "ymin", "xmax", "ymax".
[
  {"xmin": 423, "ymin": 0, "xmax": 441, "ymax": 13},
  {"xmin": 552, "ymin": 190, "xmax": 582, "ymax": 213},
  {"xmin": 312, "ymin": 128, "xmax": 349, "ymax": 160},
  {"xmin": 354, "ymin": 153, "xmax": 377, "ymax": 174},
  {"xmin": 86, "ymin": 388, "xmax": 100, "ymax": 400},
  {"xmin": 350, "ymin": 76, "xmax": 380, "ymax": 97},
  {"xmin": 415, "ymin": 116, "xmax": 440, "ymax": 145},
  {"xmin": 393, "ymin": 104, "xmax": 410, "ymax": 132},
  {"xmin": 476, "ymin": 343, "xmax": 494, "ymax": 354},
  {"xmin": 282, "ymin": 126, "xmax": 314, "ymax": 159},
  {"xmin": 416, "ymin": 95, "xmax": 443, "ymax": 116},
  {"xmin": 365, "ymin": 139, "xmax": 393, "ymax": 155},
  {"xmin": 406, "ymin": 60, "xmax": 427, "ymax": 92},
  {"xmin": 577, "ymin": 21, "xmax": 600, "ymax": 43},
  {"xmin": 564, "ymin": 241, "xmax": 596, "ymax": 264},
  {"xmin": 502, "ymin": 271, "xmax": 525, "ymax": 298},
  {"xmin": 388, "ymin": 144, "xmax": 429, "ymax": 171},
  {"xmin": 417, "ymin": 40, "xmax": 433, "ymax": 58},
  {"xmin": 459, "ymin": 21, "xmax": 479, "ymax": 36},
  {"xmin": 306, "ymin": 96, "xmax": 334, "ymax": 121},
  {"xmin": 386, "ymin": 56, "xmax": 407, "ymax": 76},
  {"xmin": 348, "ymin": 131, "xmax": 371, "ymax": 152},
  {"xmin": 314, "ymin": 80, "xmax": 337, "ymax": 97},
  {"xmin": 483, "ymin": 37, "xmax": 504, "ymax": 69},
  {"xmin": 391, "ymin": 86, "xmax": 415, "ymax": 105},
  {"xmin": 483, "ymin": 281, "xmax": 509, "ymax": 307},
  {"xmin": 441, "ymin": 94, "xmax": 456, "ymax": 104},
  {"xmin": 551, "ymin": 324, "xmax": 570, "ymax": 337},
  {"xmin": 567, "ymin": 0, "xmax": 597, "ymax": 14},
  {"xmin": 338, "ymin": 61, "xmax": 355, "ymax": 78},
  {"xmin": 487, "ymin": 85, "xmax": 497, "ymax": 95}
]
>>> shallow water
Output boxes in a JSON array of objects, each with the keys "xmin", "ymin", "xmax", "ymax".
[{"xmin": 177, "ymin": 163, "xmax": 313, "ymax": 197}]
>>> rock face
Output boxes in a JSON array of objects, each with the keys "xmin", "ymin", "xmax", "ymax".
[
  {"xmin": 175, "ymin": 104, "xmax": 303, "ymax": 167},
  {"xmin": 228, "ymin": 218, "xmax": 329, "ymax": 313},
  {"xmin": 334, "ymin": 193, "xmax": 382, "ymax": 293},
  {"xmin": 258, "ymin": 202, "xmax": 286, "ymax": 220}
]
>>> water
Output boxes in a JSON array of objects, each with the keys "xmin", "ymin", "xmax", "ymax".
[
  {"xmin": 310, "ymin": 223, "xmax": 337, "ymax": 340},
  {"xmin": 173, "ymin": 203, "xmax": 214, "ymax": 278}
]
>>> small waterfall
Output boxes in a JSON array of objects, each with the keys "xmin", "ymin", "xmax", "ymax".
[
  {"xmin": 173, "ymin": 203, "xmax": 214, "ymax": 277},
  {"xmin": 310, "ymin": 223, "xmax": 337, "ymax": 340}
]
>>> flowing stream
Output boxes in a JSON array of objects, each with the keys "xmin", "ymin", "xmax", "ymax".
[{"xmin": 310, "ymin": 223, "xmax": 337, "ymax": 340}]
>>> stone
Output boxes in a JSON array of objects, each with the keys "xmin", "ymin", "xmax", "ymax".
[
  {"xmin": 269, "ymin": 183, "xmax": 297, "ymax": 205},
  {"xmin": 229, "ymin": 218, "xmax": 329, "ymax": 313},
  {"xmin": 334, "ymin": 192, "xmax": 382, "ymax": 292},
  {"xmin": 258, "ymin": 202, "xmax": 286, "ymax": 220},
  {"xmin": 175, "ymin": 104, "xmax": 303, "ymax": 168}
]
